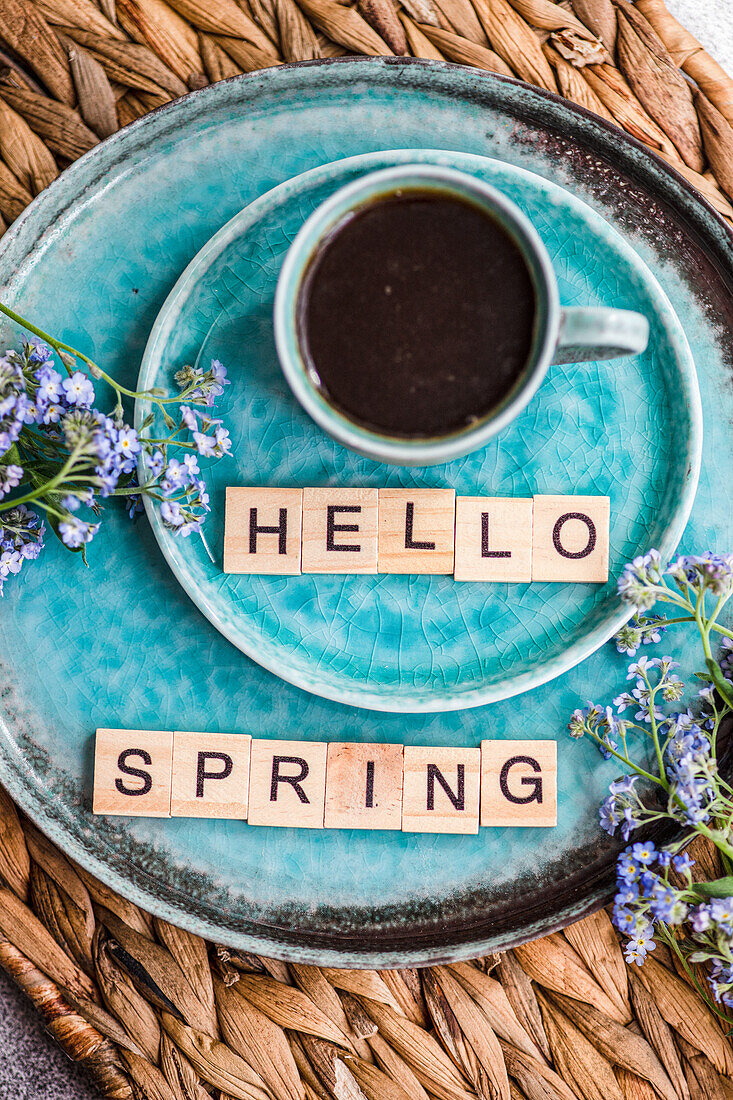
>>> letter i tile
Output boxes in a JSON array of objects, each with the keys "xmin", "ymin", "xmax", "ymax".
[{"xmin": 324, "ymin": 742, "xmax": 403, "ymax": 829}]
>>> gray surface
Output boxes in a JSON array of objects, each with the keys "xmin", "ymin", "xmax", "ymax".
[
  {"xmin": 1, "ymin": 4, "xmax": 731, "ymax": 1096},
  {"xmin": 0, "ymin": 968, "xmax": 99, "ymax": 1100}
]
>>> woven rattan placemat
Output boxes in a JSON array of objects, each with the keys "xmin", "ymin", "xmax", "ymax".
[{"xmin": 1, "ymin": 0, "xmax": 733, "ymax": 1097}]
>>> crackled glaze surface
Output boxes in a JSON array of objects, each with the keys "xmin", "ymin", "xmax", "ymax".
[
  {"xmin": 139, "ymin": 149, "xmax": 699, "ymax": 712},
  {"xmin": 0, "ymin": 60, "xmax": 731, "ymax": 965}
]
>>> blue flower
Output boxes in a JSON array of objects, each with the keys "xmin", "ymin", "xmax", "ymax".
[
  {"xmin": 59, "ymin": 517, "xmax": 99, "ymax": 548},
  {"xmin": 627, "ymin": 655, "xmax": 659, "ymax": 679},
  {"xmin": 25, "ymin": 338, "xmax": 53, "ymax": 365},
  {"xmin": 0, "ymin": 463, "xmax": 23, "ymax": 499},
  {"xmin": 62, "ymin": 371, "xmax": 95, "ymax": 407},
  {"xmin": 35, "ymin": 366, "xmax": 64, "ymax": 408},
  {"xmin": 624, "ymin": 924, "xmax": 656, "ymax": 965},
  {"xmin": 672, "ymin": 851, "xmax": 694, "ymax": 874},
  {"xmin": 113, "ymin": 426, "xmax": 140, "ymax": 472},
  {"xmin": 182, "ymin": 453, "xmax": 200, "ymax": 479},
  {"xmin": 127, "ymin": 494, "xmax": 143, "ymax": 520},
  {"xmin": 0, "ymin": 355, "xmax": 30, "ymax": 455},
  {"xmin": 180, "ymin": 405, "xmax": 199, "ymax": 431},
  {"xmin": 0, "ymin": 547, "xmax": 22, "ymax": 576},
  {"xmin": 617, "ymin": 550, "xmax": 665, "ymax": 610},
  {"xmin": 160, "ymin": 499, "xmax": 184, "ymax": 528},
  {"xmin": 146, "ymin": 449, "xmax": 165, "ymax": 478},
  {"xmin": 0, "ymin": 505, "xmax": 45, "ymax": 594},
  {"xmin": 618, "ymin": 851, "xmax": 641, "ymax": 883},
  {"xmin": 193, "ymin": 430, "xmax": 216, "ymax": 457},
  {"xmin": 631, "ymin": 841, "xmax": 657, "ymax": 865},
  {"xmin": 709, "ymin": 898, "xmax": 733, "ymax": 935},
  {"xmin": 210, "ymin": 358, "xmax": 228, "ymax": 392},
  {"xmin": 668, "ymin": 553, "xmax": 733, "ymax": 600},
  {"xmin": 613, "ymin": 691, "xmax": 635, "ymax": 713},
  {"xmin": 690, "ymin": 904, "xmax": 712, "ymax": 932}
]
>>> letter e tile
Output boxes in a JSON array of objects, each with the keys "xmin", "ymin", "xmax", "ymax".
[
  {"xmin": 93, "ymin": 728, "xmax": 173, "ymax": 817},
  {"xmin": 171, "ymin": 732, "xmax": 252, "ymax": 819},
  {"xmin": 302, "ymin": 488, "xmax": 379, "ymax": 574},
  {"xmin": 248, "ymin": 739, "xmax": 327, "ymax": 828},
  {"xmin": 481, "ymin": 740, "xmax": 557, "ymax": 827},
  {"xmin": 223, "ymin": 487, "xmax": 303, "ymax": 574},
  {"xmin": 402, "ymin": 746, "xmax": 480, "ymax": 833}
]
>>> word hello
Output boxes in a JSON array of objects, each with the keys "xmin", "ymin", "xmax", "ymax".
[
  {"xmin": 223, "ymin": 488, "xmax": 610, "ymax": 582},
  {"xmin": 93, "ymin": 729, "xmax": 557, "ymax": 832}
]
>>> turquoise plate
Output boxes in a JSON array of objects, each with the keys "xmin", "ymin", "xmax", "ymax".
[
  {"xmin": 138, "ymin": 148, "xmax": 701, "ymax": 713},
  {"xmin": 0, "ymin": 60, "xmax": 731, "ymax": 965}
]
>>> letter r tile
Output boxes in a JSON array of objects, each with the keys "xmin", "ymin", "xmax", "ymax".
[
  {"xmin": 248, "ymin": 739, "xmax": 327, "ymax": 828},
  {"xmin": 481, "ymin": 740, "xmax": 557, "ymax": 827},
  {"xmin": 93, "ymin": 728, "xmax": 173, "ymax": 817},
  {"xmin": 223, "ymin": 488, "xmax": 303, "ymax": 574}
]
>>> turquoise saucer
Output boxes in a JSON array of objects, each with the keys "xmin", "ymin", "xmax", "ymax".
[
  {"xmin": 138, "ymin": 149, "xmax": 700, "ymax": 713},
  {"xmin": 0, "ymin": 60, "xmax": 730, "ymax": 965}
]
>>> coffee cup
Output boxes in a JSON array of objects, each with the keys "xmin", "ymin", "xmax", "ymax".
[{"xmin": 274, "ymin": 164, "xmax": 649, "ymax": 467}]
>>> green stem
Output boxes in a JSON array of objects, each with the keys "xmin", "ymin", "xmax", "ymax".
[
  {"xmin": 0, "ymin": 301, "xmax": 182, "ymax": 405},
  {"xmin": 0, "ymin": 446, "xmax": 84, "ymax": 509},
  {"xmin": 658, "ymin": 925, "xmax": 733, "ymax": 1029},
  {"xmin": 585, "ymin": 730, "xmax": 663, "ymax": 786}
]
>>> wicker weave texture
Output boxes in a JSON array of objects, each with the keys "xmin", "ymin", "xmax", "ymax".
[{"xmin": 1, "ymin": 0, "xmax": 733, "ymax": 1096}]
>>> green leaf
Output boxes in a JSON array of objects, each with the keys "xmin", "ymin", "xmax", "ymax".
[
  {"xmin": 707, "ymin": 657, "xmax": 733, "ymax": 710},
  {"xmin": 43, "ymin": 492, "xmax": 84, "ymax": 556},
  {"xmin": 1, "ymin": 442, "xmax": 21, "ymax": 466},
  {"xmin": 692, "ymin": 876, "xmax": 733, "ymax": 899},
  {"xmin": 694, "ymin": 671, "xmax": 713, "ymax": 682}
]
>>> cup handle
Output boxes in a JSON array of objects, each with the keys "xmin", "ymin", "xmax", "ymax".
[{"xmin": 552, "ymin": 307, "xmax": 650, "ymax": 365}]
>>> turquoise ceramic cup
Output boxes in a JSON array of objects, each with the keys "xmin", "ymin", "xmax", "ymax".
[{"xmin": 274, "ymin": 165, "xmax": 650, "ymax": 466}]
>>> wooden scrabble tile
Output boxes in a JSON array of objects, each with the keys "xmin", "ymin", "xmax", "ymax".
[
  {"xmin": 93, "ymin": 728, "xmax": 173, "ymax": 817},
  {"xmin": 378, "ymin": 488, "xmax": 455, "ymax": 574},
  {"xmin": 302, "ymin": 488, "xmax": 379, "ymax": 574},
  {"xmin": 454, "ymin": 497, "xmax": 533, "ymax": 582},
  {"xmin": 223, "ymin": 488, "xmax": 302, "ymax": 574},
  {"xmin": 481, "ymin": 740, "xmax": 557, "ymax": 827},
  {"xmin": 402, "ymin": 746, "xmax": 480, "ymax": 833},
  {"xmin": 324, "ymin": 742, "xmax": 403, "ymax": 830},
  {"xmin": 171, "ymin": 732, "xmax": 251, "ymax": 819},
  {"xmin": 531, "ymin": 495, "xmax": 610, "ymax": 583},
  {"xmin": 248, "ymin": 739, "xmax": 327, "ymax": 828}
]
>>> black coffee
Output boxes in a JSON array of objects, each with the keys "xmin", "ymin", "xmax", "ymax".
[{"xmin": 297, "ymin": 191, "xmax": 537, "ymax": 439}]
